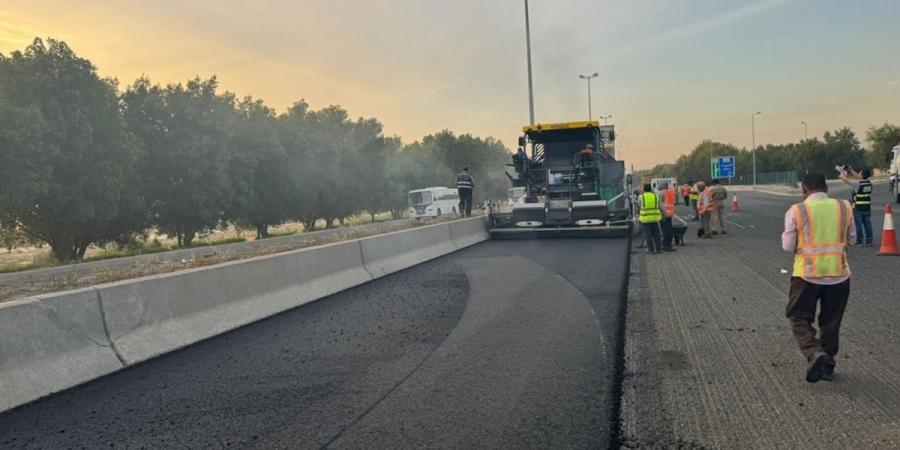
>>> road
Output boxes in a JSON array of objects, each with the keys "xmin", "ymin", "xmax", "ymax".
[
  {"xmin": 621, "ymin": 183, "xmax": 900, "ymax": 449},
  {"xmin": 0, "ymin": 239, "xmax": 630, "ymax": 449}
]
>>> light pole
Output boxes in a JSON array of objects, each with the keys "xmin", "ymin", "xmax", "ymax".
[
  {"xmin": 578, "ymin": 72, "xmax": 599, "ymax": 121},
  {"xmin": 752, "ymin": 111, "xmax": 762, "ymax": 185},
  {"xmin": 801, "ymin": 121, "xmax": 808, "ymax": 140},
  {"xmin": 524, "ymin": 0, "xmax": 535, "ymax": 125},
  {"xmin": 598, "ymin": 114, "xmax": 612, "ymax": 125}
]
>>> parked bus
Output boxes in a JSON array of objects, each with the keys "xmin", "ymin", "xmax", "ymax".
[{"xmin": 408, "ymin": 187, "xmax": 460, "ymax": 218}]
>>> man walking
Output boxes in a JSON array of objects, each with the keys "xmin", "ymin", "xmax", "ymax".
[
  {"xmin": 639, "ymin": 183, "xmax": 663, "ymax": 254},
  {"xmin": 456, "ymin": 166, "xmax": 475, "ymax": 217},
  {"xmin": 710, "ymin": 179, "xmax": 728, "ymax": 235},
  {"xmin": 782, "ymin": 172, "xmax": 855, "ymax": 383},
  {"xmin": 839, "ymin": 167, "xmax": 873, "ymax": 246}
]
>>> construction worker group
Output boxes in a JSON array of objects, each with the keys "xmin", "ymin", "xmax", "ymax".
[{"xmin": 638, "ymin": 178, "xmax": 730, "ymax": 254}]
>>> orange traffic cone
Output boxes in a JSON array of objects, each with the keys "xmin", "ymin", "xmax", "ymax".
[
  {"xmin": 731, "ymin": 194, "xmax": 741, "ymax": 212},
  {"xmin": 878, "ymin": 203, "xmax": 899, "ymax": 256}
]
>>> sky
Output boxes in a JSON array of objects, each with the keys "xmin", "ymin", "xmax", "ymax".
[{"xmin": 1, "ymin": 0, "xmax": 899, "ymax": 169}]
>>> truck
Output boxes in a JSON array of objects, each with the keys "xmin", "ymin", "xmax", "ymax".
[{"xmin": 489, "ymin": 120, "xmax": 633, "ymax": 238}]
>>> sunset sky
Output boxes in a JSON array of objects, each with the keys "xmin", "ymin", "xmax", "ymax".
[{"xmin": 2, "ymin": 0, "xmax": 898, "ymax": 168}]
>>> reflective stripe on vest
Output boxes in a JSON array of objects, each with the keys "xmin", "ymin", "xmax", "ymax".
[
  {"xmin": 689, "ymin": 188, "xmax": 699, "ymax": 201},
  {"xmin": 664, "ymin": 189, "xmax": 676, "ymax": 218},
  {"xmin": 854, "ymin": 180, "xmax": 872, "ymax": 210},
  {"xmin": 791, "ymin": 198, "xmax": 852, "ymax": 278},
  {"xmin": 639, "ymin": 192, "xmax": 662, "ymax": 223}
]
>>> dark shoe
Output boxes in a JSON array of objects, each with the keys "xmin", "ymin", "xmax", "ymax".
[
  {"xmin": 806, "ymin": 351, "xmax": 829, "ymax": 383},
  {"xmin": 721, "ymin": 230, "xmax": 728, "ymax": 235},
  {"xmin": 711, "ymin": 231, "xmax": 719, "ymax": 235},
  {"xmin": 821, "ymin": 361, "xmax": 835, "ymax": 381}
]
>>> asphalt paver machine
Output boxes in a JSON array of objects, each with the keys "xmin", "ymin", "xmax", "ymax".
[{"xmin": 490, "ymin": 121, "xmax": 633, "ymax": 238}]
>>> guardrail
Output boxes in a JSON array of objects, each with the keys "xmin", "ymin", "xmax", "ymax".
[
  {"xmin": 0, "ymin": 219, "xmax": 413, "ymax": 285},
  {"xmin": 0, "ymin": 216, "xmax": 488, "ymax": 412}
]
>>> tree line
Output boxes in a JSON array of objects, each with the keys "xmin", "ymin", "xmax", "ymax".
[
  {"xmin": 0, "ymin": 38, "xmax": 512, "ymax": 261},
  {"xmin": 646, "ymin": 125, "xmax": 900, "ymax": 184}
]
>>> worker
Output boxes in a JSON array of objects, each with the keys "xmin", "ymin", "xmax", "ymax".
[
  {"xmin": 697, "ymin": 181, "xmax": 713, "ymax": 238},
  {"xmin": 839, "ymin": 167, "xmax": 873, "ymax": 246},
  {"xmin": 660, "ymin": 182, "xmax": 677, "ymax": 251},
  {"xmin": 710, "ymin": 179, "xmax": 728, "ymax": 235},
  {"xmin": 639, "ymin": 183, "xmax": 663, "ymax": 254},
  {"xmin": 681, "ymin": 182, "xmax": 691, "ymax": 207},
  {"xmin": 456, "ymin": 166, "xmax": 475, "ymax": 217},
  {"xmin": 689, "ymin": 180, "xmax": 700, "ymax": 220},
  {"xmin": 781, "ymin": 172, "xmax": 854, "ymax": 383}
]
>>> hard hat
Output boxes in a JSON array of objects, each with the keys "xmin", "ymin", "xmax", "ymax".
[{"xmin": 585, "ymin": 144, "xmax": 595, "ymax": 149}]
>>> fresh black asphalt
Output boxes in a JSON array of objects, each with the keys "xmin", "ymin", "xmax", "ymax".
[{"xmin": 0, "ymin": 238, "xmax": 630, "ymax": 449}]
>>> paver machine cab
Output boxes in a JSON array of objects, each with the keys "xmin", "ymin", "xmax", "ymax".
[{"xmin": 490, "ymin": 121, "xmax": 633, "ymax": 238}]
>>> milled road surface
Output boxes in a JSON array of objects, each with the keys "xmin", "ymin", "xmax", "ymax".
[
  {"xmin": 0, "ymin": 239, "xmax": 629, "ymax": 449},
  {"xmin": 621, "ymin": 184, "xmax": 900, "ymax": 449}
]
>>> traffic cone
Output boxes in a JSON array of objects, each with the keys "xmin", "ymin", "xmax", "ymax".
[
  {"xmin": 878, "ymin": 203, "xmax": 899, "ymax": 256},
  {"xmin": 731, "ymin": 194, "xmax": 741, "ymax": 212}
]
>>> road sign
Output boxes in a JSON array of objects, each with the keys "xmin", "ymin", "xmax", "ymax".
[{"xmin": 711, "ymin": 156, "xmax": 736, "ymax": 179}]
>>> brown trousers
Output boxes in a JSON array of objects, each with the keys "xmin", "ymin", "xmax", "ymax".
[{"xmin": 786, "ymin": 277, "xmax": 850, "ymax": 360}]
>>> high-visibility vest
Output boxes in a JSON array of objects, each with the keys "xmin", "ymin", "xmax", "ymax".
[
  {"xmin": 681, "ymin": 185, "xmax": 691, "ymax": 197},
  {"xmin": 853, "ymin": 179, "xmax": 872, "ymax": 211},
  {"xmin": 790, "ymin": 198, "xmax": 852, "ymax": 278},
  {"xmin": 689, "ymin": 186, "xmax": 700, "ymax": 201},
  {"xmin": 664, "ymin": 188, "xmax": 676, "ymax": 218},
  {"xmin": 698, "ymin": 189, "xmax": 713, "ymax": 213},
  {"xmin": 639, "ymin": 192, "xmax": 662, "ymax": 223}
]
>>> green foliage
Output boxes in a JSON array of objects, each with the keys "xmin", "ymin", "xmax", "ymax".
[
  {"xmin": 1, "ymin": 38, "xmax": 516, "ymax": 259},
  {"xmin": 865, "ymin": 123, "xmax": 900, "ymax": 170},
  {"xmin": 647, "ymin": 128, "xmax": 870, "ymax": 183},
  {"xmin": 0, "ymin": 38, "xmax": 140, "ymax": 262}
]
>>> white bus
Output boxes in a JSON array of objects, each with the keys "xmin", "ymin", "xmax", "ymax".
[{"xmin": 408, "ymin": 187, "xmax": 460, "ymax": 218}]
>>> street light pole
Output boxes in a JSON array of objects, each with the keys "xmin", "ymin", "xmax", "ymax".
[
  {"xmin": 524, "ymin": 0, "xmax": 535, "ymax": 125},
  {"xmin": 578, "ymin": 72, "xmax": 599, "ymax": 121},
  {"xmin": 752, "ymin": 111, "xmax": 762, "ymax": 185},
  {"xmin": 801, "ymin": 121, "xmax": 808, "ymax": 140},
  {"xmin": 598, "ymin": 114, "xmax": 612, "ymax": 125}
]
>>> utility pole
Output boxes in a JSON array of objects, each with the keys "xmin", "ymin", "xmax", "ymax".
[
  {"xmin": 801, "ymin": 121, "xmax": 808, "ymax": 140},
  {"xmin": 524, "ymin": 0, "xmax": 535, "ymax": 125},
  {"xmin": 752, "ymin": 111, "xmax": 762, "ymax": 185},
  {"xmin": 578, "ymin": 72, "xmax": 599, "ymax": 121}
]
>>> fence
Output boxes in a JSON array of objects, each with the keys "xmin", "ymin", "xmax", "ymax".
[{"xmin": 728, "ymin": 170, "xmax": 798, "ymax": 186}]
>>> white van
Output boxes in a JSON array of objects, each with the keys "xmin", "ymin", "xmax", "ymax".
[{"xmin": 408, "ymin": 187, "xmax": 460, "ymax": 218}]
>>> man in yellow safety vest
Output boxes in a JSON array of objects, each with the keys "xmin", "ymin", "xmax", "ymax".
[
  {"xmin": 781, "ymin": 172, "xmax": 855, "ymax": 383},
  {"xmin": 689, "ymin": 181, "xmax": 700, "ymax": 220},
  {"xmin": 639, "ymin": 183, "xmax": 663, "ymax": 254}
]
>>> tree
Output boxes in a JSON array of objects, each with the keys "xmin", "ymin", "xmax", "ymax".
[
  {"xmin": 226, "ymin": 97, "xmax": 290, "ymax": 239},
  {"xmin": 122, "ymin": 76, "xmax": 236, "ymax": 247},
  {"xmin": 0, "ymin": 38, "xmax": 139, "ymax": 261},
  {"xmin": 866, "ymin": 123, "xmax": 900, "ymax": 170}
]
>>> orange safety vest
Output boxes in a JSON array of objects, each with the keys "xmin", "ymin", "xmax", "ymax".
[
  {"xmin": 699, "ymin": 189, "xmax": 714, "ymax": 213},
  {"xmin": 664, "ymin": 188, "xmax": 676, "ymax": 218},
  {"xmin": 681, "ymin": 185, "xmax": 691, "ymax": 197},
  {"xmin": 791, "ymin": 198, "xmax": 852, "ymax": 278}
]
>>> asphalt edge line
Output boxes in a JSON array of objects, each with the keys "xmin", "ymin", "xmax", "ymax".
[{"xmin": 607, "ymin": 232, "xmax": 633, "ymax": 450}]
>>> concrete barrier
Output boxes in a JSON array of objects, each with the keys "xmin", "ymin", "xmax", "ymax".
[
  {"xmin": 449, "ymin": 216, "xmax": 490, "ymax": 250},
  {"xmin": 0, "ymin": 288, "xmax": 124, "ymax": 412},
  {"xmin": 0, "ymin": 216, "xmax": 488, "ymax": 412},
  {"xmin": 96, "ymin": 240, "xmax": 372, "ymax": 365},
  {"xmin": 360, "ymin": 222, "xmax": 456, "ymax": 277}
]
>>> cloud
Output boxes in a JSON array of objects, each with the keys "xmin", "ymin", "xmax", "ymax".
[{"xmin": 607, "ymin": 0, "xmax": 798, "ymax": 64}]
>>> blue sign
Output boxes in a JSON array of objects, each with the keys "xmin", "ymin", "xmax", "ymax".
[{"xmin": 711, "ymin": 156, "xmax": 736, "ymax": 178}]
